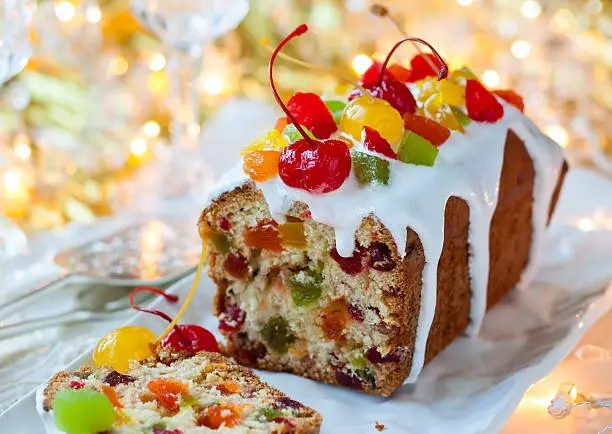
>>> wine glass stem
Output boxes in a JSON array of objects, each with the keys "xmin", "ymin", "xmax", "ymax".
[{"xmin": 168, "ymin": 48, "xmax": 204, "ymax": 149}]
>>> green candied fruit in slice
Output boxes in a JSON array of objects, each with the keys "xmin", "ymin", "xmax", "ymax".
[
  {"xmin": 282, "ymin": 123, "xmax": 315, "ymax": 143},
  {"xmin": 257, "ymin": 407, "xmax": 284, "ymax": 422},
  {"xmin": 349, "ymin": 352, "xmax": 367, "ymax": 370},
  {"xmin": 288, "ymin": 269, "xmax": 323, "ymax": 307},
  {"xmin": 351, "ymin": 151, "xmax": 390, "ymax": 186},
  {"xmin": 450, "ymin": 105, "xmax": 472, "ymax": 127},
  {"xmin": 260, "ymin": 316, "xmax": 295, "ymax": 354},
  {"xmin": 209, "ymin": 232, "xmax": 230, "ymax": 253},
  {"xmin": 324, "ymin": 100, "xmax": 347, "ymax": 124},
  {"xmin": 53, "ymin": 388, "xmax": 115, "ymax": 434},
  {"xmin": 397, "ymin": 131, "xmax": 439, "ymax": 167}
]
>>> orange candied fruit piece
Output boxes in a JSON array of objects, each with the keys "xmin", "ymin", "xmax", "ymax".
[
  {"xmin": 244, "ymin": 221, "xmax": 283, "ymax": 252},
  {"xmin": 278, "ymin": 222, "xmax": 306, "ymax": 249},
  {"xmin": 275, "ymin": 116, "xmax": 290, "ymax": 132},
  {"xmin": 243, "ymin": 150, "xmax": 281, "ymax": 182},
  {"xmin": 403, "ymin": 113, "xmax": 451, "ymax": 147},
  {"xmin": 388, "ymin": 64, "xmax": 411, "ymax": 83},
  {"xmin": 217, "ymin": 380, "xmax": 242, "ymax": 395},
  {"xmin": 101, "ymin": 385, "xmax": 123, "ymax": 409},
  {"xmin": 492, "ymin": 89, "xmax": 525, "ymax": 113},
  {"xmin": 147, "ymin": 378, "xmax": 189, "ymax": 411},
  {"xmin": 320, "ymin": 298, "xmax": 350, "ymax": 342},
  {"xmin": 198, "ymin": 403, "xmax": 243, "ymax": 429}
]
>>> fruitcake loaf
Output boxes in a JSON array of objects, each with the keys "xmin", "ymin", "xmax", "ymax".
[
  {"xmin": 199, "ymin": 26, "xmax": 567, "ymax": 397},
  {"xmin": 37, "ymin": 350, "xmax": 321, "ymax": 433}
]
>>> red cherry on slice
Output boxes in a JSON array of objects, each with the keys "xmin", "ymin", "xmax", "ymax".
[
  {"xmin": 278, "ymin": 139, "xmax": 351, "ymax": 193},
  {"xmin": 362, "ymin": 126, "xmax": 397, "ymax": 159},
  {"xmin": 287, "ymin": 92, "xmax": 337, "ymax": 140},
  {"xmin": 360, "ymin": 61, "xmax": 392, "ymax": 87},
  {"xmin": 493, "ymin": 89, "xmax": 525, "ymax": 113},
  {"xmin": 407, "ymin": 53, "xmax": 444, "ymax": 83},
  {"xmin": 161, "ymin": 324, "xmax": 220, "ymax": 353},
  {"xmin": 466, "ymin": 79, "xmax": 504, "ymax": 123}
]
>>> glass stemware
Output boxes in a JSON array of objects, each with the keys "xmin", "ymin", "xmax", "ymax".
[{"xmin": 130, "ymin": 0, "xmax": 250, "ymax": 149}]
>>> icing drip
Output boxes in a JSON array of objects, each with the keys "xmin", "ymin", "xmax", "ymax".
[{"xmin": 203, "ymin": 102, "xmax": 565, "ymax": 382}]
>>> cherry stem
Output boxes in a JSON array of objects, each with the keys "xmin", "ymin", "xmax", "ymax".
[
  {"xmin": 269, "ymin": 24, "xmax": 317, "ymax": 147},
  {"xmin": 129, "ymin": 287, "xmax": 190, "ymax": 347},
  {"xmin": 378, "ymin": 36, "xmax": 448, "ymax": 87},
  {"xmin": 262, "ymin": 39, "xmax": 374, "ymax": 102},
  {"xmin": 370, "ymin": 5, "xmax": 442, "ymax": 76}
]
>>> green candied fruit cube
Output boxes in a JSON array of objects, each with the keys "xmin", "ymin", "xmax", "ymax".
[
  {"xmin": 288, "ymin": 269, "xmax": 323, "ymax": 307},
  {"xmin": 209, "ymin": 232, "xmax": 230, "ymax": 253},
  {"xmin": 282, "ymin": 123, "xmax": 315, "ymax": 143},
  {"xmin": 257, "ymin": 407, "xmax": 284, "ymax": 422},
  {"xmin": 351, "ymin": 151, "xmax": 390, "ymax": 186},
  {"xmin": 458, "ymin": 66, "xmax": 477, "ymax": 79},
  {"xmin": 53, "ymin": 389, "xmax": 115, "ymax": 434},
  {"xmin": 349, "ymin": 352, "xmax": 368, "ymax": 370},
  {"xmin": 324, "ymin": 100, "xmax": 347, "ymax": 125},
  {"xmin": 260, "ymin": 316, "xmax": 295, "ymax": 353},
  {"xmin": 397, "ymin": 132, "xmax": 439, "ymax": 167},
  {"xmin": 450, "ymin": 105, "xmax": 472, "ymax": 127}
]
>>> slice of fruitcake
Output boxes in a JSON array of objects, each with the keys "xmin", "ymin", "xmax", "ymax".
[
  {"xmin": 199, "ymin": 25, "xmax": 567, "ymax": 397},
  {"xmin": 37, "ymin": 350, "xmax": 321, "ymax": 434}
]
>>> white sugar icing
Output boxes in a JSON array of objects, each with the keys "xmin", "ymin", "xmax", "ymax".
[{"xmin": 203, "ymin": 101, "xmax": 565, "ymax": 382}]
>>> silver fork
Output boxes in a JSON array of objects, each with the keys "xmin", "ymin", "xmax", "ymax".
[{"xmin": 0, "ymin": 284, "xmax": 162, "ymax": 340}]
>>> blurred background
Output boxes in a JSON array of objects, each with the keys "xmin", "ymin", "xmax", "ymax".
[{"xmin": 0, "ymin": 0, "xmax": 610, "ymax": 251}]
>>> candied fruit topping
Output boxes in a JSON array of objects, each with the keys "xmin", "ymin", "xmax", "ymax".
[
  {"xmin": 387, "ymin": 63, "xmax": 411, "ymax": 83},
  {"xmin": 288, "ymin": 269, "xmax": 323, "ymax": 307},
  {"xmin": 350, "ymin": 76, "xmax": 417, "ymax": 116},
  {"xmin": 324, "ymin": 100, "xmax": 347, "ymax": 125},
  {"xmin": 278, "ymin": 138, "xmax": 351, "ymax": 193},
  {"xmin": 282, "ymin": 123, "xmax": 315, "ymax": 143},
  {"xmin": 219, "ymin": 304, "xmax": 246, "ymax": 332},
  {"xmin": 161, "ymin": 324, "xmax": 220, "ymax": 353},
  {"xmin": 241, "ymin": 129, "xmax": 288, "ymax": 155},
  {"xmin": 334, "ymin": 367, "xmax": 363, "ymax": 390},
  {"xmin": 366, "ymin": 348, "xmax": 402, "ymax": 363},
  {"xmin": 403, "ymin": 112, "xmax": 450, "ymax": 147},
  {"xmin": 367, "ymin": 242, "xmax": 396, "ymax": 271},
  {"xmin": 198, "ymin": 403, "xmax": 243, "ymax": 429},
  {"xmin": 287, "ymin": 92, "xmax": 337, "ymax": 139},
  {"xmin": 466, "ymin": 79, "xmax": 504, "ymax": 123},
  {"xmin": 407, "ymin": 53, "xmax": 444, "ymax": 82},
  {"xmin": 351, "ymin": 151, "xmax": 390, "ymax": 186},
  {"xmin": 223, "ymin": 253, "xmax": 249, "ymax": 280},
  {"xmin": 275, "ymin": 117, "xmax": 289, "ymax": 132},
  {"xmin": 320, "ymin": 298, "xmax": 350, "ymax": 341},
  {"xmin": 103, "ymin": 371, "xmax": 136, "ymax": 387},
  {"xmin": 450, "ymin": 106, "xmax": 472, "ymax": 127},
  {"xmin": 257, "ymin": 407, "xmax": 284, "ymax": 421},
  {"xmin": 330, "ymin": 245, "xmax": 366, "ymax": 275},
  {"xmin": 153, "ymin": 429, "xmax": 183, "ymax": 434},
  {"xmin": 244, "ymin": 221, "xmax": 283, "ymax": 252},
  {"xmin": 362, "ymin": 126, "xmax": 397, "ymax": 160},
  {"xmin": 147, "ymin": 378, "xmax": 189, "ymax": 411},
  {"xmin": 93, "ymin": 326, "xmax": 156, "ymax": 374},
  {"xmin": 260, "ymin": 316, "xmax": 296, "ymax": 353},
  {"xmin": 493, "ymin": 89, "xmax": 525, "ymax": 112},
  {"xmin": 278, "ymin": 221, "xmax": 306, "ymax": 249},
  {"xmin": 397, "ymin": 131, "xmax": 439, "ymax": 167},
  {"xmin": 340, "ymin": 96, "xmax": 404, "ymax": 147},
  {"xmin": 53, "ymin": 389, "xmax": 115, "ymax": 434},
  {"xmin": 243, "ymin": 150, "xmax": 281, "ymax": 182}
]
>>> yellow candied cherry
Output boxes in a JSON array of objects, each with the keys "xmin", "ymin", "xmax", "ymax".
[
  {"xmin": 339, "ymin": 95, "xmax": 404, "ymax": 148},
  {"xmin": 240, "ymin": 128, "xmax": 288, "ymax": 156},
  {"xmin": 93, "ymin": 326, "xmax": 156, "ymax": 373}
]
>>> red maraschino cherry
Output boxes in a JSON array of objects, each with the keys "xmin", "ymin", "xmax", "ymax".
[
  {"xmin": 272, "ymin": 25, "xmax": 351, "ymax": 193},
  {"xmin": 129, "ymin": 287, "xmax": 219, "ymax": 354}
]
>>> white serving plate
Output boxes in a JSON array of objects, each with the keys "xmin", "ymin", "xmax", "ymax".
[{"xmin": 3, "ymin": 167, "xmax": 612, "ymax": 434}]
